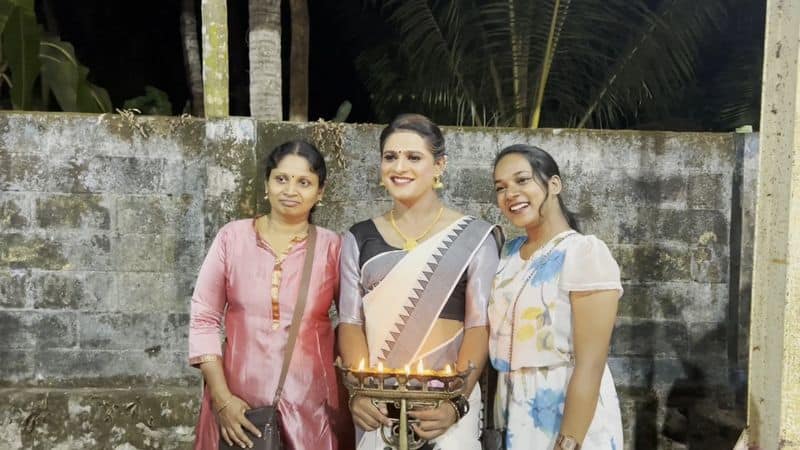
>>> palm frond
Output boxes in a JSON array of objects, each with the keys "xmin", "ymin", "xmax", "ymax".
[
  {"xmin": 576, "ymin": 0, "xmax": 728, "ymax": 128},
  {"xmin": 354, "ymin": 0, "xmax": 740, "ymax": 130}
]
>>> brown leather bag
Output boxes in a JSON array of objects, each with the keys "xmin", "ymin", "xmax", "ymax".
[{"xmin": 219, "ymin": 225, "xmax": 317, "ymax": 450}]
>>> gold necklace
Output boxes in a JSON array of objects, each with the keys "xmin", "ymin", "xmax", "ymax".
[
  {"xmin": 258, "ymin": 215, "xmax": 309, "ymax": 248},
  {"xmin": 389, "ymin": 206, "xmax": 445, "ymax": 251}
]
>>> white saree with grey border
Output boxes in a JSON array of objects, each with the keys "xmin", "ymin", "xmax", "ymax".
[{"xmin": 358, "ymin": 216, "xmax": 493, "ymax": 450}]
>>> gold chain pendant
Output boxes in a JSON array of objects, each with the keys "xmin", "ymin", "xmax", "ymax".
[{"xmin": 390, "ymin": 206, "xmax": 445, "ymax": 253}]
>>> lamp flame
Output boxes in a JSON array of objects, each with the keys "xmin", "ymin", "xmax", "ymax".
[
  {"xmin": 357, "ymin": 358, "xmax": 365, "ymax": 371},
  {"xmin": 444, "ymin": 364, "xmax": 452, "ymax": 375},
  {"xmin": 417, "ymin": 360, "xmax": 424, "ymax": 374},
  {"xmin": 404, "ymin": 364, "xmax": 410, "ymax": 375},
  {"xmin": 377, "ymin": 362, "xmax": 384, "ymax": 373}
]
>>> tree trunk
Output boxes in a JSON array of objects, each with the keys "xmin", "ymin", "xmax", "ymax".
[
  {"xmin": 181, "ymin": 0, "xmax": 204, "ymax": 116},
  {"xmin": 201, "ymin": 0, "xmax": 229, "ymax": 117},
  {"xmin": 289, "ymin": 0, "xmax": 309, "ymax": 121},
  {"xmin": 508, "ymin": 0, "xmax": 528, "ymax": 127},
  {"xmin": 249, "ymin": 0, "xmax": 282, "ymax": 120}
]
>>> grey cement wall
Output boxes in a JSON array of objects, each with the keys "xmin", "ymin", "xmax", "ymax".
[{"xmin": 0, "ymin": 112, "xmax": 752, "ymax": 449}]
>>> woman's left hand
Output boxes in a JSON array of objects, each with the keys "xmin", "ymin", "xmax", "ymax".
[{"xmin": 408, "ymin": 402, "xmax": 458, "ymax": 440}]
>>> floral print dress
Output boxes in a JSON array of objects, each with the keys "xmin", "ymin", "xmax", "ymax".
[{"xmin": 488, "ymin": 230, "xmax": 624, "ymax": 450}]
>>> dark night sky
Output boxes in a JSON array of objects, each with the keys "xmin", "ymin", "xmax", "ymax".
[
  {"xmin": 42, "ymin": 0, "xmax": 376, "ymax": 122},
  {"xmin": 37, "ymin": 1, "xmax": 763, "ymax": 129}
]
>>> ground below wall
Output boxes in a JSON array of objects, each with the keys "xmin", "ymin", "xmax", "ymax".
[
  {"xmin": 1, "ymin": 388, "xmax": 743, "ymax": 450},
  {"xmin": 0, "ymin": 388, "xmax": 199, "ymax": 450}
]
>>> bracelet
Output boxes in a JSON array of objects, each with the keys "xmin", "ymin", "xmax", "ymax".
[
  {"xmin": 348, "ymin": 393, "xmax": 360, "ymax": 410},
  {"xmin": 446, "ymin": 394, "xmax": 470, "ymax": 421},
  {"xmin": 215, "ymin": 398, "xmax": 233, "ymax": 414},
  {"xmin": 555, "ymin": 433, "xmax": 580, "ymax": 450}
]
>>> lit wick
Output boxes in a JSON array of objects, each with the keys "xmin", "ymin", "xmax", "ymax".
[{"xmin": 357, "ymin": 358, "xmax": 365, "ymax": 372}]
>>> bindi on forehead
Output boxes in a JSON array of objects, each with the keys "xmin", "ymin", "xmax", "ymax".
[{"xmin": 271, "ymin": 171, "xmax": 316, "ymax": 179}]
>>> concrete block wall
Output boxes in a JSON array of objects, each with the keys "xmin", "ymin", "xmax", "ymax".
[{"xmin": 0, "ymin": 112, "xmax": 750, "ymax": 449}]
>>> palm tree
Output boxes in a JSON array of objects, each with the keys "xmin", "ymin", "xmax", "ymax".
[
  {"xmin": 201, "ymin": 0, "xmax": 229, "ymax": 117},
  {"xmin": 289, "ymin": 0, "xmax": 309, "ymax": 121},
  {"xmin": 353, "ymin": 0, "xmax": 751, "ymax": 129},
  {"xmin": 181, "ymin": 0, "xmax": 204, "ymax": 116},
  {"xmin": 249, "ymin": 0, "xmax": 283, "ymax": 120}
]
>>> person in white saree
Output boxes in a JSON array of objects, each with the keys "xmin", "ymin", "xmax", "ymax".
[{"xmin": 338, "ymin": 114, "xmax": 500, "ymax": 450}]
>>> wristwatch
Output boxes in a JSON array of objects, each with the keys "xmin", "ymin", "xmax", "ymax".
[
  {"xmin": 447, "ymin": 395, "xmax": 470, "ymax": 420},
  {"xmin": 555, "ymin": 434, "xmax": 580, "ymax": 450}
]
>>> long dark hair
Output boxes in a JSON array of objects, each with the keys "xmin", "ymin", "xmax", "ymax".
[
  {"xmin": 379, "ymin": 113, "xmax": 446, "ymax": 160},
  {"xmin": 264, "ymin": 140, "xmax": 327, "ymax": 221},
  {"xmin": 493, "ymin": 144, "xmax": 580, "ymax": 232}
]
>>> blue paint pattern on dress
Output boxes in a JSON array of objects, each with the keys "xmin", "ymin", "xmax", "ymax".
[
  {"xmin": 528, "ymin": 388, "xmax": 565, "ymax": 436},
  {"xmin": 530, "ymin": 249, "xmax": 566, "ymax": 287},
  {"xmin": 505, "ymin": 429, "xmax": 515, "ymax": 450},
  {"xmin": 505, "ymin": 237, "xmax": 525, "ymax": 256},
  {"xmin": 492, "ymin": 357, "xmax": 511, "ymax": 372}
]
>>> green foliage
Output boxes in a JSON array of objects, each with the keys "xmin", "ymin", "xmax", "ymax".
[
  {"xmin": 123, "ymin": 86, "xmax": 173, "ymax": 116},
  {"xmin": 0, "ymin": 0, "xmax": 111, "ymax": 112},
  {"xmin": 3, "ymin": 0, "xmax": 39, "ymax": 109},
  {"xmin": 352, "ymin": 0, "xmax": 760, "ymax": 130},
  {"xmin": 40, "ymin": 36, "xmax": 112, "ymax": 112}
]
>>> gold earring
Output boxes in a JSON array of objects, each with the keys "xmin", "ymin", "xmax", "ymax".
[
  {"xmin": 317, "ymin": 199, "xmax": 324, "ymax": 206},
  {"xmin": 379, "ymin": 179, "xmax": 385, "ymax": 187},
  {"xmin": 433, "ymin": 175, "xmax": 444, "ymax": 190},
  {"xmin": 264, "ymin": 192, "xmax": 269, "ymax": 200}
]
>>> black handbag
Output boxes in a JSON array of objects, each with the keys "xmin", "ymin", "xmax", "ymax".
[
  {"xmin": 219, "ymin": 406, "xmax": 282, "ymax": 450},
  {"xmin": 219, "ymin": 225, "xmax": 317, "ymax": 450},
  {"xmin": 482, "ymin": 428, "xmax": 505, "ymax": 450}
]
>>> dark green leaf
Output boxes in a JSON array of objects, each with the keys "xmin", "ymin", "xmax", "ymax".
[
  {"xmin": 39, "ymin": 36, "xmax": 79, "ymax": 111},
  {"xmin": 122, "ymin": 85, "xmax": 171, "ymax": 115},
  {"xmin": 39, "ymin": 35, "xmax": 112, "ymax": 113},
  {"xmin": 75, "ymin": 65, "xmax": 111, "ymax": 113},
  {"xmin": 4, "ymin": 3, "xmax": 39, "ymax": 110},
  {"xmin": 8, "ymin": 0, "xmax": 32, "ymax": 13},
  {"xmin": 0, "ymin": 0, "xmax": 16, "ymax": 40}
]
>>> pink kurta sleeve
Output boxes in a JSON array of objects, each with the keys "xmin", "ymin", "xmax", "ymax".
[{"xmin": 188, "ymin": 226, "xmax": 229, "ymax": 366}]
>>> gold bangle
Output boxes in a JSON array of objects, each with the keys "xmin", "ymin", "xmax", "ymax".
[
  {"xmin": 348, "ymin": 393, "xmax": 360, "ymax": 410},
  {"xmin": 215, "ymin": 398, "xmax": 233, "ymax": 414}
]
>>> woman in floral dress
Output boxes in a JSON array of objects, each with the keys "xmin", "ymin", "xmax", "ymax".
[{"xmin": 489, "ymin": 145, "xmax": 624, "ymax": 450}]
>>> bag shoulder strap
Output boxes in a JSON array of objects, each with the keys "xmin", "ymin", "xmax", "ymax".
[{"xmin": 273, "ymin": 224, "xmax": 317, "ymax": 402}]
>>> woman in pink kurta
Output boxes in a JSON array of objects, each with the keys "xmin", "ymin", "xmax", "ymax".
[{"xmin": 189, "ymin": 141, "xmax": 350, "ymax": 450}]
